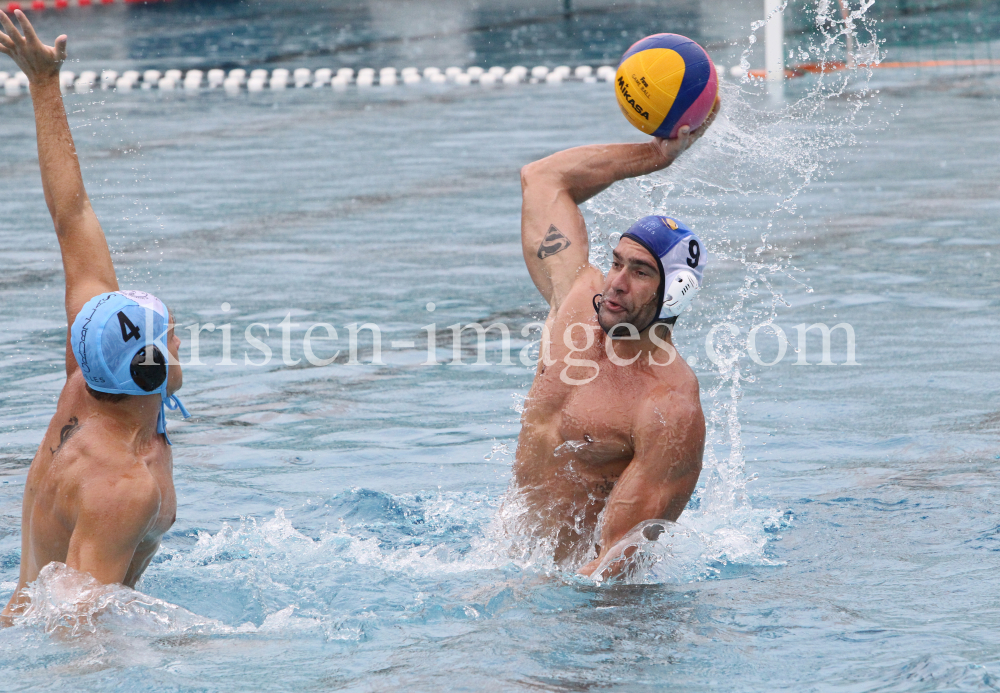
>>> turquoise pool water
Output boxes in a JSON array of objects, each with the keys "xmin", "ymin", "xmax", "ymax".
[{"xmin": 2, "ymin": 1, "xmax": 1000, "ymax": 690}]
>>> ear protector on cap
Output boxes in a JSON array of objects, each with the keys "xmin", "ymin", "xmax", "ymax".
[
  {"xmin": 130, "ymin": 346, "xmax": 167, "ymax": 392},
  {"xmin": 660, "ymin": 269, "xmax": 701, "ymax": 318}
]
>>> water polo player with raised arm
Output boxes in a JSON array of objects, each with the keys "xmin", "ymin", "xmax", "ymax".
[
  {"xmin": 509, "ymin": 64, "xmax": 719, "ymax": 581},
  {"xmin": 1, "ymin": 11, "xmax": 190, "ymax": 624}
]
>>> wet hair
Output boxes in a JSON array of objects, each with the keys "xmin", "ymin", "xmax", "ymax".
[{"xmin": 85, "ymin": 385, "xmax": 130, "ymax": 403}]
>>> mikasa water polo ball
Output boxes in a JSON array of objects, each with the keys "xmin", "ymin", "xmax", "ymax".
[{"xmin": 615, "ymin": 33, "xmax": 719, "ymax": 139}]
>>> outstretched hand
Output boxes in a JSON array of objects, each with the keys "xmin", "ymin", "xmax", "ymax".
[
  {"xmin": 0, "ymin": 9, "xmax": 67, "ymax": 84},
  {"xmin": 652, "ymin": 96, "xmax": 721, "ymax": 162}
]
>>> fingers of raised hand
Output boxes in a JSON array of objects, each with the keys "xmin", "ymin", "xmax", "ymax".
[
  {"xmin": 54, "ymin": 35, "xmax": 67, "ymax": 62},
  {"xmin": 0, "ymin": 12, "xmax": 22, "ymax": 45},
  {"xmin": 14, "ymin": 9, "xmax": 39, "ymax": 43}
]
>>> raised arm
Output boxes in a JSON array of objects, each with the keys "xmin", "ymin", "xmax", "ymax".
[
  {"xmin": 519, "ymin": 100, "xmax": 718, "ymax": 309},
  {"xmin": 0, "ymin": 11, "xmax": 118, "ymax": 376},
  {"xmin": 578, "ymin": 387, "xmax": 705, "ymax": 580}
]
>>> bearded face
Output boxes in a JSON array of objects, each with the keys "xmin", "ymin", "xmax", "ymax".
[{"xmin": 596, "ymin": 238, "xmax": 662, "ymax": 336}]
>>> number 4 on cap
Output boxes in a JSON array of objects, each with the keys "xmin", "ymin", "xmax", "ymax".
[{"xmin": 117, "ymin": 311, "xmax": 142, "ymax": 342}]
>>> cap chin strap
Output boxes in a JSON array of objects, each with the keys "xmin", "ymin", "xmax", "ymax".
[
  {"xmin": 157, "ymin": 393, "xmax": 191, "ymax": 446},
  {"xmin": 154, "ymin": 353, "xmax": 191, "ymax": 446}
]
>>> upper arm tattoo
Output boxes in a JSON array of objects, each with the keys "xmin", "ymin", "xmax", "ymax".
[
  {"xmin": 537, "ymin": 224, "xmax": 572, "ymax": 259},
  {"xmin": 50, "ymin": 416, "xmax": 80, "ymax": 456}
]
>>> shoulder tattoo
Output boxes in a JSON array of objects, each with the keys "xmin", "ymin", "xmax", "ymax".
[
  {"xmin": 50, "ymin": 416, "xmax": 80, "ymax": 456},
  {"xmin": 537, "ymin": 225, "xmax": 571, "ymax": 259}
]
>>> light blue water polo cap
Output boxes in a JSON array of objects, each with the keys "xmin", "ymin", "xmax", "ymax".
[{"xmin": 70, "ymin": 290, "xmax": 190, "ymax": 444}]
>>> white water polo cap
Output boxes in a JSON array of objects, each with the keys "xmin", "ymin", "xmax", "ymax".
[
  {"xmin": 70, "ymin": 290, "xmax": 190, "ymax": 444},
  {"xmin": 619, "ymin": 215, "xmax": 706, "ymax": 321}
]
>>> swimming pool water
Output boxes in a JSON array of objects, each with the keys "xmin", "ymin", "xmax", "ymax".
[{"xmin": 2, "ymin": 1, "xmax": 1000, "ymax": 690}]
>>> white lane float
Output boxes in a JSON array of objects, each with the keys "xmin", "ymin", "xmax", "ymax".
[
  {"xmin": 142, "ymin": 70, "xmax": 161, "ymax": 89},
  {"xmin": 4, "ymin": 78, "xmax": 20, "ymax": 96},
  {"xmin": 270, "ymin": 68, "xmax": 289, "ymax": 89},
  {"xmin": 379, "ymin": 67, "xmax": 396, "ymax": 86},
  {"xmin": 402, "ymin": 67, "xmax": 421, "ymax": 85},
  {"xmin": 313, "ymin": 68, "xmax": 332, "ymax": 87},
  {"xmin": 28, "ymin": 63, "xmax": 623, "ymax": 94},
  {"xmin": 74, "ymin": 71, "xmax": 96, "ymax": 92},
  {"xmin": 184, "ymin": 70, "xmax": 203, "ymax": 89}
]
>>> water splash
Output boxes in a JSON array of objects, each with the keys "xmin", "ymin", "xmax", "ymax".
[{"xmin": 583, "ymin": 0, "xmax": 885, "ymax": 583}]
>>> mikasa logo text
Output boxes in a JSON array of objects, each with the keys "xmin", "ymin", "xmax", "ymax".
[{"xmin": 617, "ymin": 76, "xmax": 650, "ymax": 120}]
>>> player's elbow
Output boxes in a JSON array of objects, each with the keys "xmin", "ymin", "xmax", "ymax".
[
  {"xmin": 51, "ymin": 203, "xmax": 93, "ymax": 237},
  {"xmin": 520, "ymin": 162, "xmax": 540, "ymax": 192},
  {"xmin": 520, "ymin": 159, "xmax": 560, "ymax": 193}
]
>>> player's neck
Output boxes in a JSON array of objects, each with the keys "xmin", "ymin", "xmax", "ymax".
[
  {"xmin": 92, "ymin": 394, "xmax": 162, "ymax": 443},
  {"xmin": 604, "ymin": 324, "xmax": 674, "ymax": 362}
]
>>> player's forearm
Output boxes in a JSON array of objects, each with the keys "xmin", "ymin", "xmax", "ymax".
[
  {"xmin": 28, "ymin": 76, "xmax": 92, "ymax": 232},
  {"xmin": 524, "ymin": 141, "xmax": 674, "ymax": 205}
]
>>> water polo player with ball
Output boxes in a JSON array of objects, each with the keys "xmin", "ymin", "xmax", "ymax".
[
  {"xmin": 510, "ymin": 34, "xmax": 719, "ymax": 580},
  {"xmin": 1, "ymin": 11, "xmax": 190, "ymax": 624}
]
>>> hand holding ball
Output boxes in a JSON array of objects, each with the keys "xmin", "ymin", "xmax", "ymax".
[{"xmin": 615, "ymin": 33, "xmax": 719, "ymax": 139}]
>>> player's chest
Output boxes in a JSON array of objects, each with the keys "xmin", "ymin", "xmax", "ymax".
[{"xmin": 529, "ymin": 367, "xmax": 642, "ymax": 463}]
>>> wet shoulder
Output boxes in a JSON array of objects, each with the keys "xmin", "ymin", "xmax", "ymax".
[{"xmin": 646, "ymin": 355, "xmax": 702, "ymax": 411}]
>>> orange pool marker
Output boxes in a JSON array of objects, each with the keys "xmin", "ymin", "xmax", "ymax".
[{"xmin": 749, "ymin": 58, "xmax": 1000, "ymax": 79}]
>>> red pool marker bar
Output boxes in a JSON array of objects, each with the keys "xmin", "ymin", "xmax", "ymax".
[{"xmin": 6, "ymin": 0, "xmax": 165, "ymax": 11}]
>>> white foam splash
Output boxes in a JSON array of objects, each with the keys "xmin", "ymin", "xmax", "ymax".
[
  {"xmin": 9, "ymin": 560, "xmax": 328, "ymax": 640},
  {"xmin": 578, "ymin": 4, "xmax": 885, "ymax": 584}
]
